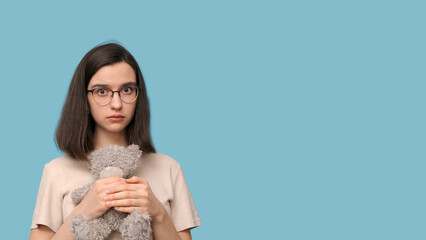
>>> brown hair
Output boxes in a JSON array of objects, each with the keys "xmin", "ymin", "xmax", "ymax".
[{"xmin": 55, "ymin": 42, "xmax": 156, "ymax": 160}]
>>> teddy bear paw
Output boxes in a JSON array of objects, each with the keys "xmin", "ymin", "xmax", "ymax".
[{"xmin": 120, "ymin": 210, "xmax": 152, "ymax": 240}]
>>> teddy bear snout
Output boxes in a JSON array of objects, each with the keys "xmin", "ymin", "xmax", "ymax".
[{"xmin": 99, "ymin": 166, "xmax": 124, "ymax": 179}]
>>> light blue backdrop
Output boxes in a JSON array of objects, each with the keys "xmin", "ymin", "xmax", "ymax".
[{"xmin": 0, "ymin": 1, "xmax": 424, "ymax": 239}]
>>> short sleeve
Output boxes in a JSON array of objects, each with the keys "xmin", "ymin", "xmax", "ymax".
[
  {"xmin": 31, "ymin": 164, "xmax": 64, "ymax": 232},
  {"xmin": 170, "ymin": 164, "xmax": 202, "ymax": 232}
]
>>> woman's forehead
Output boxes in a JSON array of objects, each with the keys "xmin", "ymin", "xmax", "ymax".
[
  {"xmin": 89, "ymin": 81, "xmax": 137, "ymax": 89},
  {"xmin": 88, "ymin": 62, "xmax": 136, "ymax": 88}
]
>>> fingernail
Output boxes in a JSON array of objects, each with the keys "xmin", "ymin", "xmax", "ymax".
[
  {"xmin": 106, "ymin": 201, "xmax": 111, "ymax": 206},
  {"xmin": 106, "ymin": 190, "xmax": 111, "ymax": 194},
  {"xmin": 104, "ymin": 196, "xmax": 109, "ymax": 201}
]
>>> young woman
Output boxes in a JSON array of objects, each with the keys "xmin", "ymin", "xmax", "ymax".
[{"xmin": 29, "ymin": 43, "xmax": 201, "ymax": 240}]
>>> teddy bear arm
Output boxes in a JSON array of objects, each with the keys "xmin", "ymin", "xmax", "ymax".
[{"xmin": 71, "ymin": 183, "xmax": 91, "ymax": 206}]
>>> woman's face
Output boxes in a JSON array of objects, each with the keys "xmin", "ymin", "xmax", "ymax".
[{"xmin": 87, "ymin": 62, "xmax": 137, "ymax": 135}]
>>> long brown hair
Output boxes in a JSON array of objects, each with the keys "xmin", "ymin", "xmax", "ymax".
[{"xmin": 56, "ymin": 43, "xmax": 156, "ymax": 160}]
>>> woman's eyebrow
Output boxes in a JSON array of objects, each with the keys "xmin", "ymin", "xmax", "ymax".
[{"xmin": 89, "ymin": 82, "xmax": 137, "ymax": 89}]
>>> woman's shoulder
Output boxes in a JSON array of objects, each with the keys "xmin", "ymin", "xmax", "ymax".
[
  {"xmin": 43, "ymin": 154, "xmax": 89, "ymax": 173},
  {"xmin": 137, "ymin": 152, "xmax": 183, "ymax": 177},
  {"xmin": 45, "ymin": 152, "xmax": 178, "ymax": 169},
  {"xmin": 141, "ymin": 152, "xmax": 181, "ymax": 167}
]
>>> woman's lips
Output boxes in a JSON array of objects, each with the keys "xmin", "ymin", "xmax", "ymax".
[{"xmin": 108, "ymin": 114, "xmax": 124, "ymax": 122}]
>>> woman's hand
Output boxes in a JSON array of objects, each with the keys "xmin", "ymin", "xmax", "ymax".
[
  {"xmin": 104, "ymin": 176, "xmax": 166, "ymax": 222},
  {"xmin": 76, "ymin": 176, "xmax": 125, "ymax": 219}
]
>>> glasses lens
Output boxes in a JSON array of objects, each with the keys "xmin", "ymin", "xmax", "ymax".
[
  {"xmin": 120, "ymin": 86, "xmax": 138, "ymax": 103},
  {"xmin": 93, "ymin": 88, "xmax": 112, "ymax": 105}
]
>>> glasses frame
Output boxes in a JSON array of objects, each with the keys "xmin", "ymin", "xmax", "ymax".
[{"xmin": 87, "ymin": 86, "xmax": 140, "ymax": 106}]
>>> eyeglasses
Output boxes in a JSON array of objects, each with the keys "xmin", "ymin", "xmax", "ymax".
[{"xmin": 87, "ymin": 86, "xmax": 139, "ymax": 106}]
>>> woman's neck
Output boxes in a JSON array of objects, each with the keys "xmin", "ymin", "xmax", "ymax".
[{"xmin": 93, "ymin": 127, "xmax": 127, "ymax": 150}]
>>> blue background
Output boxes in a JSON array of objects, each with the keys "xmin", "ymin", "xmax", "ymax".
[{"xmin": 0, "ymin": 1, "xmax": 425, "ymax": 239}]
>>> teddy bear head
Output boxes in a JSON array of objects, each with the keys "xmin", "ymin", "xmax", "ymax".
[{"xmin": 87, "ymin": 144, "xmax": 142, "ymax": 180}]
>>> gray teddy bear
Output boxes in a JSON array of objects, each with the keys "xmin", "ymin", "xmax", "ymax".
[{"xmin": 71, "ymin": 144, "xmax": 152, "ymax": 240}]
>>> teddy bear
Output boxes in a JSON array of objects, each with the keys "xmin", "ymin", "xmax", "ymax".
[{"xmin": 70, "ymin": 144, "xmax": 152, "ymax": 240}]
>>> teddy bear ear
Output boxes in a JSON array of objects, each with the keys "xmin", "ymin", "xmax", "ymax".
[
  {"xmin": 127, "ymin": 144, "xmax": 139, "ymax": 150},
  {"xmin": 127, "ymin": 144, "xmax": 143, "ymax": 156}
]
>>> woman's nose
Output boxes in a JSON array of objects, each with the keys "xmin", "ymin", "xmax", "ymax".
[{"xmin": 110, "ymin": 92, "xmax": 122, "ymax": 109}]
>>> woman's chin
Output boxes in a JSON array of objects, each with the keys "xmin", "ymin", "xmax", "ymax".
[
  {"xmin": 108, "ymin": 127, "xmax": 126, "ymax": 134},
  {"xmin": 96, "ymin": 125, "xmax": 126, "ymax": 135}
]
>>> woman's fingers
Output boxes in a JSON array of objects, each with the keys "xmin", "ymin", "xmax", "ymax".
[
  {"xmin": 106, "ymin": 182, "xmax": 140, "ymax": 194},
  {"xmin": 114, "ymin": 206, "xmax": 148, "ymax": 213},
  {"xmin": 94, "ymin": 176, "xmax": 125, "ymax": 193},
  {"xmin": 125, "ymin": 176, "xmax": 148, "ymax": 184},
  {"xmin": 114, "ymin": 207, "xmax": 134, "ymax": 213},
  {"xmin": 97, "ymin": 176, "xmax": 124, "ymax": 189},
  {"xmin": 106, "ymin": 198, "xmax": 147, "ymax": 208},
  {"xmin": 105, "ymin": 190, "xmax": 141, "ymax": 201},
  {"xmin": 78, "ymin": 177, "xmax": 124, "ymax": 219},
  {"xmin": 125, "ymin": 176, "xmax": 140, "ymax": 182},
  {"xmin": 106, "ymin": 177, "xmax": 149, "ymax": 194},
  {"xmin": 104, "ymin": 177, "xmax": 152, "ymax": 211},
  {"xmin": 78, "ymin": 176, "xmax": 149, "ymax": 218}
]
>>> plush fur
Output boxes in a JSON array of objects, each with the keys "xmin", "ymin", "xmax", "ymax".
[{"xmin": 71, "ymin": 144, "xmax": 152, "ymax": 240}]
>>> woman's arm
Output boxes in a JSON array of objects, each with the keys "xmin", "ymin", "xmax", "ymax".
[
  {"xmin": 106, "ymin": 176, "xmax": 192, "ymax": 240},
  {"xmin": 29, "ymin": 225, "xmax": 192, "ymax": 240},
  {"xmin": 178, "ymin": 230, "xmax": 192, "ymax": 240},
  {"xmin": 29, "ymin": 177, "xmax": 125, "ymax": 240},
  {"xmin": 29, "ymin": 225, "xmax": 55, "ymax": 240},
  {"xmin": 30, "ymin": 176, "xmax": 192, "ymax": 240},
  {"xmin": 30, "ymin": 206, "xmax": 84, "ymax": 240},
  {"xmin": 151, "ymin": 205, "xmax": 192, "ymax": 240}
]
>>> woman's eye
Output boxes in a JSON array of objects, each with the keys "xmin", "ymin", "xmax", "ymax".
[
  {"xmin": 122, "ymin": 87, "xmax": 133, "ymax": 94},
  {"xmin": 95, "ymin": 88, "xmax": 108, "ymax": 96}
]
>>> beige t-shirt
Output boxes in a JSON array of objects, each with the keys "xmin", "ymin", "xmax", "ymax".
[{"xmin": 31, "ymin": 152, "xmax": 202, "ymax": 239}]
